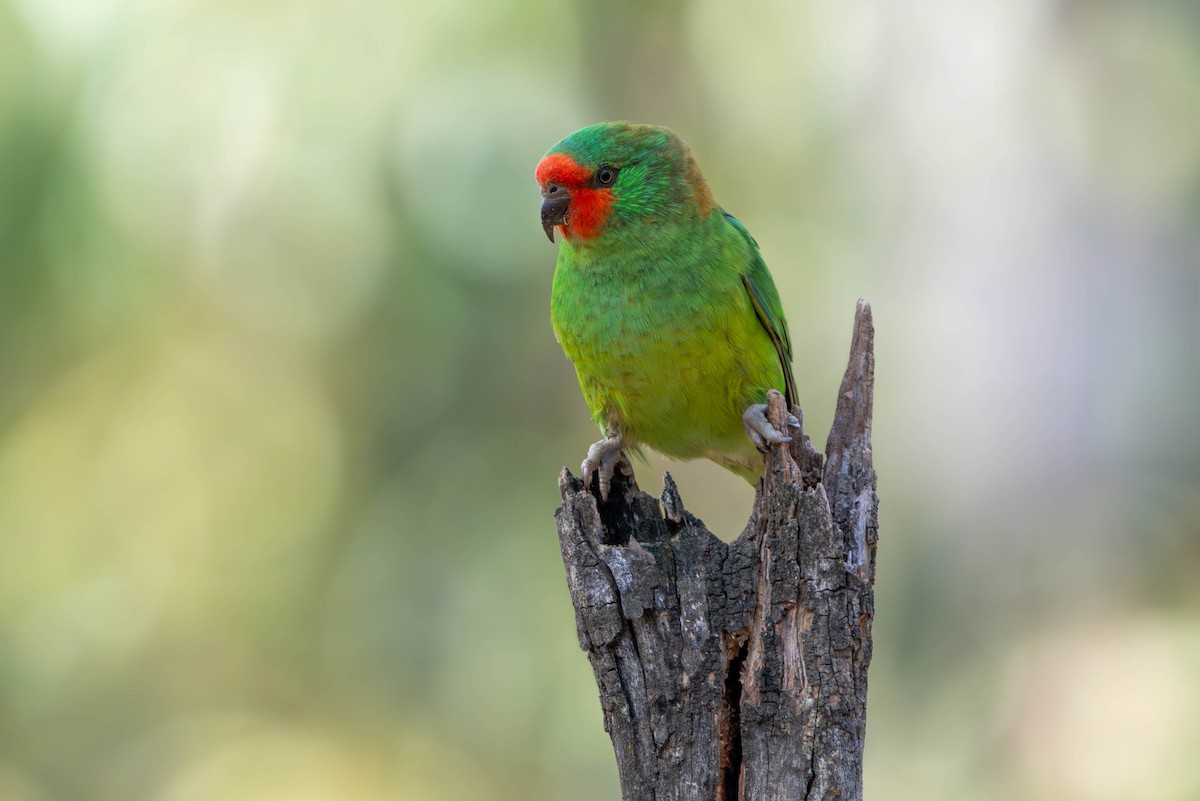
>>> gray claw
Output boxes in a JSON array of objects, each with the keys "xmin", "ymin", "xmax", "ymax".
[
  {"xmin": 787, "ymin": 413, "xmax": 801, "ymax": 430},
  {"xmin": 743, "ymin": 404, "xmax": 792, "ymax": 453},
  {"xmin": 582, "ymin": 431, "xmax": 626, "ymax": 501}
]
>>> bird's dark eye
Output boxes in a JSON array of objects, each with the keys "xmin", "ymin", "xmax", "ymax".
[{"xmin": 596, "ymin": 166, "xmax": 618, "ymax": 187}]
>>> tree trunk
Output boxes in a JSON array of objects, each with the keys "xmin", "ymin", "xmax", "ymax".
[{"xmin": 555, "ymin": 300, "xmax": 878, "ymax": 801}]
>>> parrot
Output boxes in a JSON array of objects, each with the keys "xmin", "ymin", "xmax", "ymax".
[{"xmin": 537, "ymin": 122, "xmax": 799, "ymax": 500}]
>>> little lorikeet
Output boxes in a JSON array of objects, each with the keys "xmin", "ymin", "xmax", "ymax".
[{"xmin": 537, "ymin": 122, "xmax": 799, "ymax": 499}]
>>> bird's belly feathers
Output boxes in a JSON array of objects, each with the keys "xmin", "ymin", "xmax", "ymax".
[{"xmin": 552, "ymin": 264, "xmax": 783, "ymax": 464}]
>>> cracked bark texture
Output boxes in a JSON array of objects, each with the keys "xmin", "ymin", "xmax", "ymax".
[{"xmin": 555, "ymin": 300, "xmax": 877, "ymax": 801}]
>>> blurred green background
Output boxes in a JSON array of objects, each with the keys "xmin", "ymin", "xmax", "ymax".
[{"xmin": 1, "ymin": 0, "xmax": 1199, "ymax": 799}]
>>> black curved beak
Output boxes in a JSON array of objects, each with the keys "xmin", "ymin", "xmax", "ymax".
[{"xmin": 541, "ymin": 182, "xmax": 569, "ymax": 243}]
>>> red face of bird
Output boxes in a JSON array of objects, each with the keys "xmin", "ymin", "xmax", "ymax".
[{"xmin": 535, "ymin": 152, "xmax": 617, "ymax": 243}]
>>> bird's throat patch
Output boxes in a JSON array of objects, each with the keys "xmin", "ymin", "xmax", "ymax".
[{"xmin": 562, "ymin": 186, "xmax": 613, "ymax": 240}]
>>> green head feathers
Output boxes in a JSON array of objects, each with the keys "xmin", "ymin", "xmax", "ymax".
[{"xmin": 536, "ymin": 122, "xmax": 715, "ymax": 243}]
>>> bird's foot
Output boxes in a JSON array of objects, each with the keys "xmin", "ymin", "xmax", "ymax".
[
  {"xmin": 743, "ymin": 404, "xmax": 800, "ymax": 453},
  {"xmin": 582, "ymin": 431, "xmax": 631, "ymax": 502}
]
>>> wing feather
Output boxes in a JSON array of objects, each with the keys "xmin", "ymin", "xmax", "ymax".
[{"xmin": 724, "ymin": 212, "xmax": 797, "ymax": 408}]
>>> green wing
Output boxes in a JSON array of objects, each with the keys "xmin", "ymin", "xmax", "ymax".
[{"xmin": 723, "ymin": 211, "xmax": 797, "ymax": 408}]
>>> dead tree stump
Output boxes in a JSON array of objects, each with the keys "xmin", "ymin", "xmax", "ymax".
[{"xmin": 555, "ymin": 300, "xmax": 877, "ymax": 801}]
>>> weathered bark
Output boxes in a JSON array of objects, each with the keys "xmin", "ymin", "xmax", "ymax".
[{"xmin": 555, "ymin": 300, "xmax": 877, "ymax": 801}]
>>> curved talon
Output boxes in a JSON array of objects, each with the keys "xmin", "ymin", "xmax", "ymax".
[
  {"xmin": 743, "ymin": 403, "xmax": 792, "ymax": 453},
  {"xmin": 582, "ymin": 432, "xmax": 626, "ymax": 501},
  {"xmin": 786, "ymin": 413, "xmax": 801, "ymax": 430}
]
